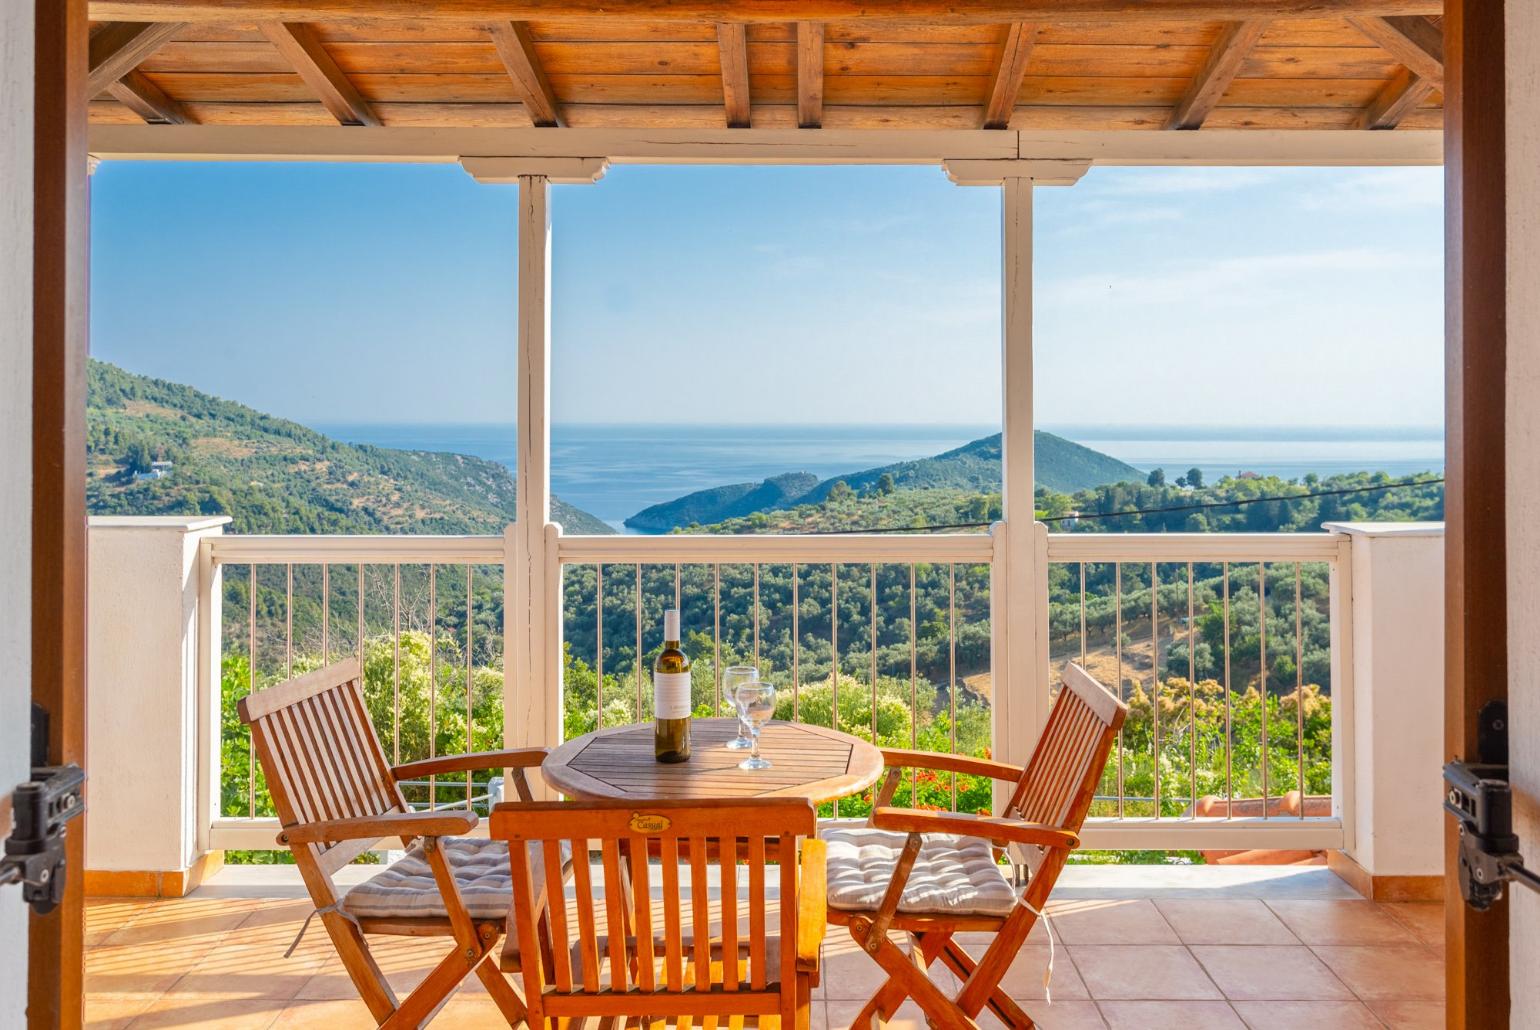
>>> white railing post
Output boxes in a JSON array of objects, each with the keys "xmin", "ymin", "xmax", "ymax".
[
  {"xmin": 1328, "ymin": 528, "xmax": 1357, "ymax": 854},
  {"xmin": 195, "ymin": 535, "xmax": 222, "ymax": 856}
]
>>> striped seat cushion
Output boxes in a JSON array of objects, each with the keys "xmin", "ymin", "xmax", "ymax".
[
  {"xmin": 819, "ymin": 820, "xmax": 1018, "ymax": 918},
  {"xmin": 340, "ymin": 836, "xmax": 568, "ymax": 922}
]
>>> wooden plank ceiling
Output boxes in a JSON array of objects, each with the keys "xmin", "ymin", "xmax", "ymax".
[{"xmin": 85, "ymin": 2, "xmax": 1445, "ymax": 132}]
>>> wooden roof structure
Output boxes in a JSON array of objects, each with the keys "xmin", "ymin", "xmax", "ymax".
[{"xmin": 86, "ymin": 2, "xmax": 1446, "ymax": 136}]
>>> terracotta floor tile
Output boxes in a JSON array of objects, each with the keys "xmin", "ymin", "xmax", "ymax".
[
  {"xmin": 1049, "ymin": 900, "xmax": 1180, "ymax": 946},
  {"xmin": 1154, "ymin": 901, "xmax": 1299, "ymax": 946},
  {"xmin": 128, "ymin": 995, "xmax": 286, "ymax": 1029},
  {"xmin": 106, "ymin": 898, "xmax": 261, "ymax": 946},
  {"xmin": 1364, "ymin": 998, "xmax": 1445, "ymax": 1030},
  {"xmin": 1264, "ymin": 901, "xmax": 1417, "ymax": 947},
  {"xmin": 818, "ymin": 938, "xmax": 956, "ymax": 1001},
  {"xmin": 1189, "ymin": 945, "xmax": 1353, "ymax": 1001},
  {"xmin": 432, "ymin": 996, "xmax": 519, "ymax": 1029},
  {"xmin": 988, "ymin": 1000, "xmax": 1107, "ymax": 1029},
  {"xmin": 1310, "ymin": 946, "xmax": 1445, "ymax": 1002},
  {"xmin": 87, "ymin": 939, "xmax": 221, "ymax": 997},
  {"xmin": 84, "ymin": 992, "xmax": 161, "ymax": 1030},
  {"xmin": 1069, "ymin": 946, "xmax": 1222, "ymax": 1001},
  {"xmin": 1376, "ymin": 904, "xmax": 1444, "ymax": 948},
  {"xmin": 1095, "ymin": 1000, "xmax": 1246, "ymax": 1030},
  {"xmin": 87, "ymin": 901, "xmax": 160, "ymax": 946},
  {"xmin": 1231, "ymin": 999, "xmax": 1384, "ymax": 1029},
  {"xmin": 264, "ymin": 999, "xmax": 377, "ymax": 1030},
  {"xmin": 956, "ymin": 943, "xmax": 1090, "ymax": 1001},
  {"xmin": 824, "ymin": 1000, "xmax": 927, "ymax": 1029}
]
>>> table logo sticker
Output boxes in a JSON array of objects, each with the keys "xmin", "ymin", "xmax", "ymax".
[{"xmin": 628, "ymin": 812, "xmax": 672, "ymax": 833}]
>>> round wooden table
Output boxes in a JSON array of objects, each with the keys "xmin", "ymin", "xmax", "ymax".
[{"xmin": 542, "ymin": 718, "xmax": 884, "ymax": 804}]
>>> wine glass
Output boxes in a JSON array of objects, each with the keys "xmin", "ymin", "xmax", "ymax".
[
  {"xmin": 735, "ymin": 680, "xmax": 776, "ymax": 771},
  {"xmin": 721, "ymin": 665, "xmax": 758, "ymax": 750}
]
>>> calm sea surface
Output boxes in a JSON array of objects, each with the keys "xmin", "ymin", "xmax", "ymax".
[{"xmin": 311, "ymin": 422, "xmax": 1445, "ymax": 531}]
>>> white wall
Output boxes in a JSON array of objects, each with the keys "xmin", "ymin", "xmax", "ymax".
[
  {"xmin": 86, "ymin": 518, "xmax": 228, "ymax": 877},
  {"xmin": 1506, "ymin": 0, "xmax": 1540, "ymax": 1013},
  {"xmin": 0, "ymin": 0, "xmax": 35, "ymax": 1022},
  {"xmin": 1326, "ymin": 523, "xmax": 1445, "ymax": 878}
]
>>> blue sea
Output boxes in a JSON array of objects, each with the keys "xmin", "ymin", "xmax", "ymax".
[{"xmin": 310, "ymin": 422, "xmax": 1445, "ymax": 532}]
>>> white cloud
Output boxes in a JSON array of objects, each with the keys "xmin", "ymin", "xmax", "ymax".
[
  {"xmin": 1040, "ymin": 246, "xmax": 1437, "ymax": 307},
  {"xmin": 1086, "ymin": 168, "xmax": 1285, "ymax": 197},
  {"xmin": 1297, "ymin": 168, "xmax": 1444, "ymax": 213}
]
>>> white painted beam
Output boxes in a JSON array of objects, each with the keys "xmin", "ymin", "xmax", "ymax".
[
  {"xmin": 461, "ymin": 155, "xmax": 608, "ymax": 183},
  {"xmin": 86, "ymin": 125, "xmax": 1444, "ymax": 167}
]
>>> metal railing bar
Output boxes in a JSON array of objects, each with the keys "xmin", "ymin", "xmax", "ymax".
[{"xmin": 1259, "ymin": 561, "xmax": 1268, "ymax": 819}]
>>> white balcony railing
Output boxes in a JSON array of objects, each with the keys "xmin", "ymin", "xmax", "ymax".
[{"xmin": 193, "ymin": 525, "xmax": 1355, "ymax": 855}]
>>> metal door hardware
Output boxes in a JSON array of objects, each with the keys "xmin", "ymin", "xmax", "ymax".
[
  {"xmin": 1, "ymin": 764, "xmax": 86, "ymax": 915},
  {"xmin": 1443, "ymin": 701, "xmax": 1540, "ymax": 911},
  {"xmin": 2, "ymin": 701, "xmax": 87, "ymax": 914}
]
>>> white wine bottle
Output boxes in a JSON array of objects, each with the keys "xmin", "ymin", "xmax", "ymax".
[{"xmin": 653, "ymin": 609, "xmax": 692, "ymax": 763}]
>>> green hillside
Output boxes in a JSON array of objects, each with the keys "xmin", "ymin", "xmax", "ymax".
[
  {"xmin": 86, "ymin": 360, "xmax": 611, "ymax": 535},
  {"xmin": 625, "ymin": 430, "xmax": 1141, "ymax": 532}
]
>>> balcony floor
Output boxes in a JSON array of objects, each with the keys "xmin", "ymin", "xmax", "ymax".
[{"xmin": 85, "ymin": 864, "xmax": 1443, "ymax": 1030}]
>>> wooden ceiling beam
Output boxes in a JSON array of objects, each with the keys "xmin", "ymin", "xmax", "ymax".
[
  {"xmin": 982, "ymin": 23, "xmax": 1037, "ymax": 130},
  {"xmin": 86, "ymin": 1, "xmax": 1448, "ymax": 25},
  {"xmin": 1165, "ymin": 19, "xmax": 1267, "ymax": 130},
  {"xmin": 107, "ymin": 70, "xmax": 190, "ymax": 123},
  {"xmin": 1359, "ymin": 65, "xmax": 1434, "ymax": 128},
  {"xmin": 489, "ymin": 21, "xmax": 561, "ymax": 127},
  {"xmin": 89, "ymin": 21, "xmax": 185, "ymax": 97},
  {"xmin": 1347, "ymin": 15, "xmax": 1444, "ymax": 88},
  {"xmin": 717, "ymin": 22, "xmax": 750, "ymax": 128},
  {"xmin": 260, "ymin": 22, "xmax": 379, "ymax": 126},
  {"xmin": 797, "ymin": 22, "xmax": 823, "ymax": 129}
]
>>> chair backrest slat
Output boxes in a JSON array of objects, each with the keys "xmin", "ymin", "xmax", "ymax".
[
  {"xmin": 628, "ymin": 842, "xmax": 656, "ymax": 992},
  {"xmin": 239, "ymin": 658, "xmax": 408, "ymax": 860},
  {"xmin": 1010, "ymin": 663, "xmax": 1127, "ymax": 833},
  {"xmin": 659, "ymin": 836, "xmax": 685, "ymax": 992},
  {"xmin": 720, "ymin": 834, "xmax": 739, "ymax": 992},
  {"xmin": 492, "ymin": 798, "xmax": 815, "ymax": 1025},
  {"xmin": 748, "ymin": 834, "xmax": 768, "ymax": 991},
  {"xmin": 688, "ymin": 834, "xmax": 711, "ymax": 991}
]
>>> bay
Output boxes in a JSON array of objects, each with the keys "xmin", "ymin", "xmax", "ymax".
[{"xmin": 312, "ymin": 421, "xmax": 1445, "ymax": 532}]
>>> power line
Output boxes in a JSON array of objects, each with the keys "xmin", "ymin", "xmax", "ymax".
[{"xmin": 806, "ymin": 475, "xmax": 1444, "ymax": 535}]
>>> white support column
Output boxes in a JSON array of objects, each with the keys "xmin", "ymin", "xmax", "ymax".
[
  {"xmin": 477, "ymin": 155, "xmax": 607, "ymax": 757},
  {"xmin": 508, "ymin": 172, "xmax": 557, "ymax": 753},
  {"xmin": 951, "ymin": 158, "xmax": 1089, "ymax": 804},
  {"xmin": 998, "ymin": 173, "xmax": 1039, "ymax": 779}
]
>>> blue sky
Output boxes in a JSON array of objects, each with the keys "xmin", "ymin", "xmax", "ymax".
[{"xmin": 89, "ymin": 161, "xmax": 1443, "ymax": 428}]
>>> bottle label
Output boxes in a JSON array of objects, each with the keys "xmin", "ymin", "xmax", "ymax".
[{"xmin": 654, "ymin": 672, "xmax": 693, "ymax": 720}]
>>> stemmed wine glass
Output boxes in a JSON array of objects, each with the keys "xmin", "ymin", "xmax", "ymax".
[
  {"xmin": 721, "ymin": 665, "xmax": 758, "ymax": 750},
  {"xmin": 734, "ymin": 680, "xmax": 776, "ymax": 771}
]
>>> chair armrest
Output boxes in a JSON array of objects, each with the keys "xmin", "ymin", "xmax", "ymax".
[
  {"xmin": 392, "ymin": 748, "xmax": 549, "ymax": 781},
  {"xmin": 878, "ymin": 749, "xmax": 1024, "ymax": 783},
  {"xmin": 278, "ymin": 809, "xmax": 478, "ymax": 846},
  {"xmin": 797, "ymin": 838, "xmax": 827, "ymax": 972},
  {"xmin": 870, "ymin": 807, "xmax": 1078, "ymax": 851}
]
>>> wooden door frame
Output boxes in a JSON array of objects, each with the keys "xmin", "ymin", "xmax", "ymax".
[
  {"xmin": 30, "ymin": 0, "xmax": 89, "ymax": 1025},
  {"xmin": 1443, "ymin": 1, "xmax": 1510, "ymax": 1028}
]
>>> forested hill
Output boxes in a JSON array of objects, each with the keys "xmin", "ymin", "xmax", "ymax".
[
  {"xmin": 625, "ymin": 431, "xmax": 1141, "ymax": 532},
  {"xmin": 86, "ymin": 360, "xmax": 612, "ymax": 535}
]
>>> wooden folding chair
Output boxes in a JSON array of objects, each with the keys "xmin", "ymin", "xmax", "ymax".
[
  {"xmin": 239, "ymin": 656, "xmax": 559, "ymax": 1028},
  {"xmin": 822, "ymin": 663, "xmax": 1127, "ymax": 1029},
  {"xmin": 491, "ymin": 797, "xmax": 827, "ymax": 1029}
]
